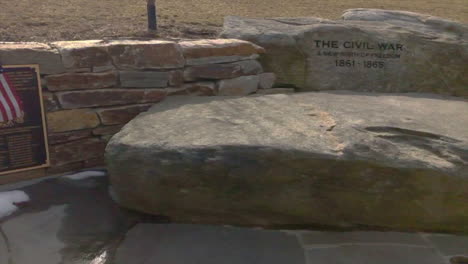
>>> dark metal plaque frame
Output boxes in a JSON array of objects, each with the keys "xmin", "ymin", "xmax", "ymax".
[{"xmin": 0, "ymin": 65, "xmax": 50, "ymax": 175}]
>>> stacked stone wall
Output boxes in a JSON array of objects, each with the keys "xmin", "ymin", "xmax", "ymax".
[{"xmin": 0, "ymin": 38, "xmax": 279, "ymax": 183}]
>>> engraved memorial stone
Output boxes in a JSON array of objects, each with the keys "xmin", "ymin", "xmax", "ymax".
[{"xmin": 221, "ymin": 9, "xmax": 468, "ymax": 97}]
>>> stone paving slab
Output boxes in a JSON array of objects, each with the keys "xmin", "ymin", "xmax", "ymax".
[
  {"xmin": 300, "ymin": 231, "xmax": 428, "ymax": 247},
  {"xmin": 0, "ymin": 172, "xmax": 467, "ymax": 264},
  {"xmin": 0, "ymin": 174, "xmax": 146, "ymax": 264},
  {"xmin": 114, "ymin": 223, "xmax": 305, "ymax": 264},
  {"xmin": 425, "ymin": 234, "xmax": 468, "ymax": 256},
  {"xmin": 2, "ymin": 205, "xmax": 67, "ymax": 264},
  {"xmin": 0, "ymin": 231, "xmax": 8, "ymax": 264},
  {"xmin": 305, "ymin": 245, "xmax": 447, "ymax": 264}
]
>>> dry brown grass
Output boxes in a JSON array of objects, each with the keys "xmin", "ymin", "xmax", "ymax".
[{"xmin": 1, "ymin": 0, "xmax": 467, "ymax": 42}]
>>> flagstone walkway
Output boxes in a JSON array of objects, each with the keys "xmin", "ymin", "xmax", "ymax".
[{"xmin": 0, "ymin": 171, "xmax": 466, "ymax": 264}]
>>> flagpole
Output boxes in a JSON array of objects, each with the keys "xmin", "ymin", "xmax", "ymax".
[{"xmin": 147, "ymin": 0, "xmax": 157, "ymax": 32}]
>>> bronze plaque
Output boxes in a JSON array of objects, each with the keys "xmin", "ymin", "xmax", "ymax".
[{"xmin": 0, "ymin": 65, "xmax": 49, "ymax": 175}]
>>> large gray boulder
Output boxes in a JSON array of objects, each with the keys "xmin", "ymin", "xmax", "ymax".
[
  {"xmin": 106, "ymin": 92, "xmax": 468, "ymax": 233},
  {"xmin": 220, "ymin": 9, "xmax": 468, "ymax": 97}
]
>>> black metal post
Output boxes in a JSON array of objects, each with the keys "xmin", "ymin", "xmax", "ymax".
[{"xmin": 147, "ymin": 0, "xmax": 157, "ymax": 32}]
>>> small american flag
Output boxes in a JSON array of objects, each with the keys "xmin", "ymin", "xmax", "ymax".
[{"xmin": 0, "ymin": 69, "xmax": 24, "ymax": 126}]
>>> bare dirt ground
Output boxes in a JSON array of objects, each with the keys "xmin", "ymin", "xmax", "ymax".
[{"xmin": 1, "ymin": 0, "xmax": 467, "ymax": 42}]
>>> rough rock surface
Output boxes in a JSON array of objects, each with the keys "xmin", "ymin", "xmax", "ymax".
[
  {"xmin": 47, "ymin": 109, "xmax": 100, "ymax": 133},
  {"xmin": 56, "ymin": 89, "xmax": 166, "ymax": 109},
  {"xmin": 342, "ymin": 9, "xmax": 468, "ymax": 38},
  {"xmin": 218, "ymin": 75, "xmax": 260, "ymax": 95},
  {"xmin": 97, "ymin": 104, "xmax": 153, "ymax": 125},
  {"xmin": 220, "ymin": 9, "xmax": 468, "ymax": 97},
  {"xmin": 51, "ymin": 138, "xmax": 106, "ymax": 166},
  {"xmin": 45, "ymin": 71, "xmax": 118, "ymax": 91},
  {"xmin": 106, "ymin": 92, "xmax": 468, "ymax": 233},
  {"xmin": 179, "ymin": 39, "xmax": 265, "ymax": 65},
  {"xmin": 256, "ymin": 88, "xmax": 295, "ymax": 94},
  {"xmin": 166, "ymin": 82, "xmax": 217, "ymax": 96},
  {"xmin": 258, "ymin": 73, "xmax": 277, "ymax": 89},
  {"xmin": 0, "ymin": 42, "xmax": 65, "ymax": 74},
  {"xmin": 119, "ymin": 71, "xmax": 170, "ymax": 88},
  {"xmin": 107, "ymin": 40, "xmax": 185, "ymax": 70},
  {"xmin": 52, "ymin": 40, "xmax": 112, "ymax": 71},
  {"xmin": 42, "ymin": 92, "xmax": 60, "ymax": 112},
  {"xmin": 48, "ymin": 130, "xmax": 93, "ymax": 145},
  {"xmin": 184, "ymin": 63, "xmax": 244, "ymax": 81}
]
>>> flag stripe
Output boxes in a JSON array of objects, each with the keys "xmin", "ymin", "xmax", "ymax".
[
  {"xmin": 0, "ymin": 100, "xmax": 7, "ymax": 122},
  {"xmin": 2, "ymin": 72, "xmax": 23, "ymax": 110},
  {"xmin": 0, "ymin": 74, "xmax": 7, "ymax": 122},
  {"xmin": 0, "ymin": 74, "xmax": 22, "ymax": 118},
  {"xmin": 0, "ymin": 82, "xmax": 14, "ymax": 121},
  {"xmin": 0, "ymin": 74, "xmax": 16, "ymax": 118}
]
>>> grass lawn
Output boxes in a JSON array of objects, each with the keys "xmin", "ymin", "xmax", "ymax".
[{"xmin": 1, "ymin": 0, "xmax": 467, "ymax": 42}]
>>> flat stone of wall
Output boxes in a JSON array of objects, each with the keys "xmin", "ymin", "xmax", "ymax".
[{"xmin": 0, "ymin": 38, "xmax": 282, "ymax": 183}]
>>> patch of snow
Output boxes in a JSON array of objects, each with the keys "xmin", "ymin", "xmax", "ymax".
[
  {"xmin": 0, "ymin": 190, "xmax": 29, "ymax": 219},
  {"xmin": 90, "ymin": 250, "xmax": 108, "ymax": 264},
  {"xmin": 63, "ymin": 170, "xmax": 106, "ymax": 181}
]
